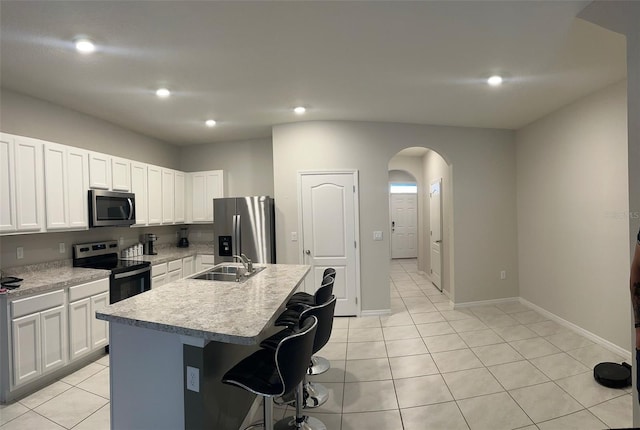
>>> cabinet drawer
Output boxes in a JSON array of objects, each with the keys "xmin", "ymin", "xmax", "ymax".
[
  {"xmin": 199, "ymin": 255, "xmax": 215, "ymax": 265},
  {"xmin": 151, "ymin": 263, "xmax": 167, "ymax": 277},
  {"xmin": 167, "ymin": 259, "xmax": 182, "ymax": 272},
  {"xmin": 68, "ymin": 278, "xmax": 109, "ymax": 302},
  {"xmin": 11, "ymin": 289, "xmax": 65, "ymax": 319}
]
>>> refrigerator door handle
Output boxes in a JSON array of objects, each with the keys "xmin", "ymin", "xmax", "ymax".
[{"xmin": 233, "ymin": 214, "xmax": 241, "ymax": 255}]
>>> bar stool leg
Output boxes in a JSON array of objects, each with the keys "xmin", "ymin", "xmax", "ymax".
[
  {"xmin": 303, "ymin": 380, "xmax": 329, "ymax": 408},
  {"xmin": 274, "ymin": 382, "xmax": 326, "ymax": 430},
  {"xmin": 308, "ymin": 356, "xmax": 330, "ymax": 375}
]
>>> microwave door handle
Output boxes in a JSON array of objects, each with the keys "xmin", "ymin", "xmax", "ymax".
[{"xmin": 127, "ymin": 198, "xmax": 134, "ymax": 220}]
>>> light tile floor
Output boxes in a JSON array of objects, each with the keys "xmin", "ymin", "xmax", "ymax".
[{"xmin": 0, "ymin": 258, "xmax": 633, "ymax": 429}]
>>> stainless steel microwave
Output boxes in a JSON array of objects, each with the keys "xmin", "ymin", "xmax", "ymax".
[{"xmin": 89, "ymin": 190, "xmax": 136, "ymax": 227}]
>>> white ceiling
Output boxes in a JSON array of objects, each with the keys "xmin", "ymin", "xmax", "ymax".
[{"xmin": 0, "ymin": 1, "xmax": 627, "ymax": 146}]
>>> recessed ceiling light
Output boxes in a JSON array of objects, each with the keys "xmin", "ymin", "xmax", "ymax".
[
  {"xmin": 205, "ymin": 119, "xmax": 217, "ymax": 127},
  {"xmin": 487, "ymin": 75, "xmax": 503, "ymax": 87},
  {"xmin": 156, "ymin": 88, "xmax": 171, "ymax": 98},
  {"xmin": 74, "ymin": 37, "xmax": 96, "ymax": 54},
  {"xmin": 294, "ymin": 106, "xmax": 306, "ymax": 115}
]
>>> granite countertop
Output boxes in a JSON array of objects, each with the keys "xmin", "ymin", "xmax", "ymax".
[
  {"xmin": 1, "ymin": 261, "xmax": 110, "ymax": 299},
  {"xmin": 96, "ymin": 264, "xmax": 310, "ymax": 345},
  {"xmin": 123, "ymin": 243, "xmax": 214, "ymax": 265}
]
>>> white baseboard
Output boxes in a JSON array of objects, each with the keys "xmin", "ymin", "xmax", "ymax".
[
  {"xmin": 360, "ymin": 309, "xmax": 391, "ymax": 317},
  {"xmin": 454, "ymin": 296, "xmax": 519, "ymax": 309},
  {"xmin": 519, "ymin": 298, "xmax": 631, "ymax": 360}
]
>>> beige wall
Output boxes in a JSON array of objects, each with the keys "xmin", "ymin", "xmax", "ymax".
[
  {"xmin": 516, "ymin": 80, "xmax": 629, "ymax": 350},
  {"xmin": 179, "ymin": 138, "xmax": 274, "ymax": 197},
  {"xmin": 273, "ymin": 121, "xmax": 517, "ymax": 311},
  {"xmin": 0, "ymin": 89, "xmax": 180, "ymax": 168}
]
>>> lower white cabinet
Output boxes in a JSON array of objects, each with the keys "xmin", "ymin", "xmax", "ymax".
[
  {"xmin": 167, "ymin": 258, "xmax": 182, "ymax": 283},
  {"xmin": 195, "ymin": 255, "xmax": 216, "ymax": 272},
  {"xmin": 10, "ymin": 289, "xmax": 66, "ymax": 388},
  {"xmin": 151, "ymin": 262, "xmax": 168, "ymax": 289},
  {"xmin": 183, "ymin": 256, "xmax": 195, "ymax": 278},
  {"xmin": 68, "ymin": 279, "xmax": 109, "ymax": 361}
]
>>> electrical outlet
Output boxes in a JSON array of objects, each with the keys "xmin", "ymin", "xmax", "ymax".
[
  {"xmin": 16, "ymin": 247, "xmax": 24, "ymax": 259},
  {"xmin": 500, "ymin": 270, "xmax": 506, "ymax": 280},
  {"xmin": 119, "ymin": 237, "xmax": 124, "ymax": 246},
  {"xmin": 291, "ymin": 232, "xmax": 298, "ymax": 242},
  {"xmin": 59, "ymin": 242, "xmax": 66, "ymax": 254},
  {"xmin": 186, "ymin": 366, "xmax": 200, "ymax": 392}
]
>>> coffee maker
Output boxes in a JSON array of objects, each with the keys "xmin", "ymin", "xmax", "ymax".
[
  {"xmin": 143, "ymin": 233, "xmax": 157, "ymax": 255},
  {"xmin": 178, "ymin": 227, "xmax": 189, "ymax": 248}
]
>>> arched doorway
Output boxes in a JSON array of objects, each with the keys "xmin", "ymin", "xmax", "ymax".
[{"xmin": 388, "ymin": 146, "xmax": 452, "ymax": 296}]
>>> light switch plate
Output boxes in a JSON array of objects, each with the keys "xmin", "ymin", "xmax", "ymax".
[
  {"xmin": 291, "ymin": 232, "xmax": 298, "ymax": 242},
  {"xmin": 373, "ymin": 231, "xmax": 383, "ymax": 241}
]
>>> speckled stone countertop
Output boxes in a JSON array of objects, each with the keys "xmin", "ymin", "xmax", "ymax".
[
  {"xmin": 96, "ymin": 264, "xmax": 310, "ymax": 345},
  {"xmin": 1, "ymin": 261, "xmax": 109, "ymax": 299},
  {"xmin": 122, "ymin": 242, "xmax": 214, "ymax": 265}
]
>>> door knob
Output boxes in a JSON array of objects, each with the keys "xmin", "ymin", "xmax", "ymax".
[{"xmin": 305, "ymin": 250, "xmax": 311, "ymax": 255}]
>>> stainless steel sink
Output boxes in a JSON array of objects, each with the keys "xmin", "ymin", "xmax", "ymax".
[{"xmin": 191, "ymin": 264, "xmax": 265, "ymax": 282}]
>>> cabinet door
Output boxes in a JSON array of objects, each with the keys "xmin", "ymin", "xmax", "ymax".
[
  {"xmin": 183, "ymin": 256, "xmax": 195, "ymax": 278},
  {"xmin": 206, "ymin": 171, "xmax": 224, "ymax": 222},
  {"xmin": 174, "ymin": 171, "xmax": 185, "ymax": 223},
  {"xmin": 15, "ymin": 137, "xmax": 44, "ymax": 231},
  {"xmin": 41, "ymin": 305, "xmax": 66, "ymax": 373},
  {"xmin": 12, "ymin": 313, "xmax": 41, "ymax": 387},
  {"xmin": 131, "ymin": 162, "xmax": 148, "ymax": 226},
  {"xmin": 162, "ymin": 169, "xmax": 175, "ymax": 224},
  {"xmin": 67, "ymin": 147, "xmax": 89, "ymax": 229},
  {"xmin": 1, "ymin": 135, "xmax": 17, "ymax": 232},
  {"xmin": 91, "ymin": 292, "xmax": 109, "ymax": 349},
  {"xmin": 112, "ymin": 157, "xmax": 131, "ymax": 191},
  {"xmin": 44, "ymin": 143, "xmax": 69, "ymax": 229},
  {"xmin": 147, "ymin": 165, "xmax": 162, "ymax": 225},
  {"xmin": 89, "ymin": 152, "xmax": 111, "ymax": 190},
  {"xmin": 69, "ymin": 298, "xmax": 91, "ymax": 360},
  {"xmin": 152, "ymin": 274, "xmax": 167, "ymax": 289},
  {"xmin": 168, "ymin": 269, "xmax": 182, "ymax": 284},
  {"xmin": 191, "ymin": 173, "xmax": 207, "ymax": 222}
]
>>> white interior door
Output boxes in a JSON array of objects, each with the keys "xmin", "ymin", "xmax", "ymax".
[
  {"xmin": 299, "ymin": 171, "xmax": 359, "ymax": 316},
  {"xmin": 390, "ymin": 194, "xmax": 418, "ymax": 259},
  {"xmin": 429, "ymin": 179, "xmax": 443, "ymax": 290}
]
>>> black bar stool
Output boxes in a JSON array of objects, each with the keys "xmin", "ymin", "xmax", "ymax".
[
  {"xmin": 287, "ymin": 268, "xmax": 336, "ymax": 306},
  {"xmin": 262, "ymin": 296, "xmax": 337, "ymax": 427},
  {"xmin": 222, "ymin": 316, "xmax": 318, "ymax": 430}
]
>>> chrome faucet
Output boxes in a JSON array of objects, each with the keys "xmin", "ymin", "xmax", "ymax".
[{"xmin": 233, "ymin": 254, "xmax": 253, "ymax": 273}]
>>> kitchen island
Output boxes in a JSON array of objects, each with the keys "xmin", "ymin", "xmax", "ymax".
[{"xmin": 96, "ymin": 263, "xmax": 310, "ymax": 430}]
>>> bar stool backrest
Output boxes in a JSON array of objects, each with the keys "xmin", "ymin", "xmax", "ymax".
[
  {"xmin": 323, "ymin": 267, "xmax": 336, "ymax": 280},
  {"xmin": 299, "ymin": 296, "xmax": 336, "ymax": 355},
  {"xmin": 314, "ymin": 275, "xmax": 335, "ymax": 305},
  {"xmin": 275, "ymin": 315, "xmax": 318, "ymax": 396}
]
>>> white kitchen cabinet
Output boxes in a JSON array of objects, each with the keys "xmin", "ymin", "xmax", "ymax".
[
  {"xmin": 162, "ymin": 169, "xmax": 175, "ymax": 224},
  {"xmin": 174, "ymin": 171, "xmax": 185, "ymax": 223},
  {"xmin": 43, "ymin": 142, "xmax": 88, "ymax": 230},
  {"xmin": 10, "ymin": 289, "xmax": 66, "ymax": 388},
  {"xmin": 89, "ymin": 152, "xmax": 111, "ymax": 190},
  {"xmin": 147, "ymin": 165, "xmax": 162, "ymax": 225},
  {"xmin": 183, "ymin": 256, "xmax": 195, "ymax": 278},
  {"xmin": 91, "ymin": 292, "xmax": 109, "ymax": 349},
  {"xmin": 189, "ymin": 170, "xmax": 223, "ymax": 223},
  {"xmin": 195, "ymin": 254, "xmax": 216, "ymax": 273},
  {"xmin": 11, "ymin": 313, "xmax": 41, "ymax": 386},
  {"xmin": 111, "ymin": 157, "xmax": 131, "ymax": 192},
  {"xmin": 68, "ymin": 298, "xmax": 91, "ymax": 361},
  {"xmin": 151, "ymin": 262, "xmax": 167, "ymax": 289},
  {"xmin": 68, "ymin": 278, "xmax": 109, "ymax": 361},
  {"xmin": 14, "ymin": 136, "xmax": 45, "ymax": 232},
  {"xmin": 1, "ymin": 134, "xmax": 17, "ymax": 232},
  {"xmin": 167, "ymin": 269, "xmax": 182, "ymax": 284},
  {"xmin": 131, "ymin": 162, "xmax": 148, "ymax": 226},
  {"xmin": 167, "ymin": 258, "xmax": 182, "ymax": 283}
]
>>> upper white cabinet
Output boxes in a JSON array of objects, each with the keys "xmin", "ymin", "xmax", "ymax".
[
  {"xmin": 162, "ymin": 169, "xmax": 175, "ymax": 224},
  {"xmin": 189, "ymin": 170, "xmax": 223, "ymax": 223},
  {"xmin": 174, "ymin": 171, "xmax": 185, "ymax": 223},
  {"xmin": 131, "ymin": 162, "xmax": 148, "ymax": 226},
  {"xmin": 43, "ymin": 142, "xmax": 88, "ymax": 230},
  {"xmin": 111, "ymin": 157, "xmax": 131, "ymax": 192},
  {"xmin": 89, "ymin": 152, "xmax": 111, "ymax": 190},
  {"xmin": 0, "ymin": 133, "xmax": 46, "ymax": 234},
  {"xmin": 147, "ymin": 165, "xmax": 163, "ymax": 225}
]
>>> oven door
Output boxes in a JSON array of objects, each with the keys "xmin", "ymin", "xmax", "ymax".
[{"xmin": 110, "ymin": 265, "xmax": 151, "ymax": 304}]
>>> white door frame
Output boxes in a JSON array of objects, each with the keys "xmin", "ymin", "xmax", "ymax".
[
  {"xmin": 297, "ymin": 169, "xmax": 361, "ymax": 316},
  {"xmin": 429, "ymin": 178, "xmax": 443, "ymax": 291}
]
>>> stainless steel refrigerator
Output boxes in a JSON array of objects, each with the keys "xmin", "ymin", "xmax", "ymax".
[{"xmin": 213, "ymin": 196, "xmax": 276, "ymax": 263}]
